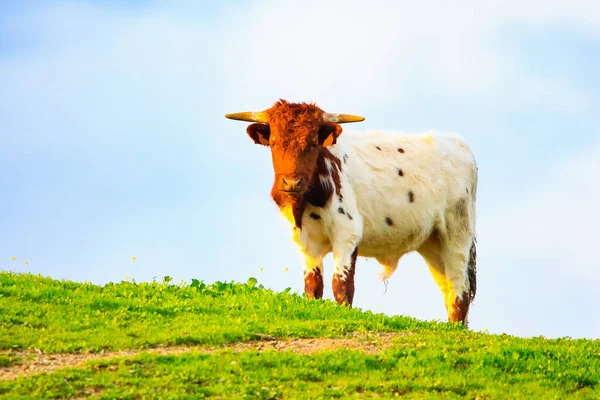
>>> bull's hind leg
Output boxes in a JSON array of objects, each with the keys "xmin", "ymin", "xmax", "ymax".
[
  {"xmin": 440, "ymin": 235, "xmax": 473, "ymax": 324},
  {"xmin": 440, "ymin": 197, "xmax": 477, "ymax": 325},
  {"xmin": 418, "ymin": 227, "xmax": 476, "ymax": 325},
  {"xmin": 418, "ymin": 229, "xmax": 451, "ymax": 313}
]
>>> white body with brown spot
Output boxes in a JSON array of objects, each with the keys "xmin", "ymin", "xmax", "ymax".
[{"xmin": 281, "ymin": 129, "xmax": 478, "ymax": 323}]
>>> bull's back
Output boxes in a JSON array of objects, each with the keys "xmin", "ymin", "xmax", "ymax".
[{"xmin": 332, "ymin": 130, "xmax": 476, "ymax": 258}]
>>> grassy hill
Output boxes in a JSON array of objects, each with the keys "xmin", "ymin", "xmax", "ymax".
[{"xmin": 1, "ymin": 271, "xmax": 599, "ymax": 399}]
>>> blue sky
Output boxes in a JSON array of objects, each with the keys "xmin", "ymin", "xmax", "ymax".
[{"xmin": 2, "ymin": 0, "xmax": 599, "ymax": 339}]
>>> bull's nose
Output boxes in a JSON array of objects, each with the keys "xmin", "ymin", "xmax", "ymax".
[{"xmin": 281, "ymin": 176, "xmax": 304, "ymax": 192}]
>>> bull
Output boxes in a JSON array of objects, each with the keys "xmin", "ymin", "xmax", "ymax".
[{"xmin": 226, "ymin": 100, "xmax": 478, "ymax": 324}]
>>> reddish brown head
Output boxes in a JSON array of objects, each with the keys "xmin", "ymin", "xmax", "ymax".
[{"xmin": 226, "ymin": 100, "xmax": 364, "ymax": 204}]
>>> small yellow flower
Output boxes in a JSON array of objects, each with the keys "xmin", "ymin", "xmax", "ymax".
[
  {"xmin": 10, "ymin": 256, "xmax": 15, "ymax": 261},
  {"xmin": 23, "ymin": 260, "xmax": 29, "ymax": 265},
  {"xmin": 125, "ymin": 275, "xmax": 131, "ymax": 280},
  {"xmin": 284, "ymin": 267, "xmax": 289, "ymax": 272},
  {"xmin": 132, "ymin": 256, "xmax": 136, "ymax": 261},
  {"xmin": 259, "ymin": 268, "xmax": 263, "ymax": 272}
]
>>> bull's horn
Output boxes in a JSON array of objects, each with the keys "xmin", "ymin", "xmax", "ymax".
[
  {"xmin": 224, "ymin": 111, "xmax": 268, "ymax": 123},
  {"xmin": 323, "ymin": 112, "xmax": 365, "ymax": 123}
]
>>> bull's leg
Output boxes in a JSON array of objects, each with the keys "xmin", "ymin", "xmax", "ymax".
[
  {"xmin": 332, "ymin": 247, "xmax": 358, "ymax": 306},
  {"xmin": 419, "ymin": 228, "xmax": 475, "ymax": 325},
  {"xmin": 301, "ymin": 238, "xmax": 330, "ymax": 300},
  {"xmin": 441, "ymin": 241, "xmax": 471, "ymax": 324},
  {"xmin": 418, "ymin": 229, "xmax": 450, "ymax": 309},
  {"xmin": 441, "ymin": 198, "xmax": 477, "ymax": 325},
  {"xmin": 304, "ymin": 259, "xmax": 324, "ymax": 299}
]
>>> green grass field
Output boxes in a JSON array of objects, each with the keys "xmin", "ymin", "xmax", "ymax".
[{"xmin": 1, "ymin": 271, "xmax": 599, "ymax": 399}]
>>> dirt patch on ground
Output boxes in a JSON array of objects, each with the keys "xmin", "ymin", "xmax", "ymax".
[
  {"xmin": 233, "ymin": 331, "xmax": 412, "ymax": 355},
  {"xmin": 1, "ymin": 332, "xmax": 412, "ymax": 381}
]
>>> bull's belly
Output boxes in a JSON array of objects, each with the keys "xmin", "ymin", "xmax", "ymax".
[
  {"xmin": 357, "ymin": 231, "xmax": 427, "ymax": 259},
  {"xmin": 355, "ymin": 212, "xmax": 437, "ymax": 259}
]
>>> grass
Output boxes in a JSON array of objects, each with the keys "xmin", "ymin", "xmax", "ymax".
[
  {"xmin": 0, "ymin": 355, "xmax": 20, "ymax": 368},
  {"xmin": 0, "ymin": 272, "xmax": 446, "ymax": 353},
  {"xmin": 1, "ymin": 271, "xmax": 599, "ymax": 399}
]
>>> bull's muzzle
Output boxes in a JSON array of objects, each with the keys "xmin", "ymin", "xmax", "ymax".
[{"xmin": 280, "ymin": 176, "xmax": 305, "ymax": 195}]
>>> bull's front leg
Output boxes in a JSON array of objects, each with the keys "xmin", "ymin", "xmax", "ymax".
[
  {"xmin": 303, "ymin": 257, "xmax": 324, "ymax": 299},
  {"xmin": 299, "ymin": 237, "xmax": 329, "ymax": 300},
  {"xmin": 332, "ymin": 246, "xmax": 358, "ymax": 307}
]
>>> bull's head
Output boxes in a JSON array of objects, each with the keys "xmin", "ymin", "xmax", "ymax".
[{"xmin": 225, "ymin": 100, "xmax": 364, "ymax": 203}]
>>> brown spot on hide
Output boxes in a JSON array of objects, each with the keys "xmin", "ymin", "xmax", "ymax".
[
  {"xmin": 376, "ymin": 146, "xmax": 382, "ymax": 151},
  {"xmin": 398, "ymin": 148, "xmax": 405, "ymax": 153},
  {"xmin": 338, "ymin": 193, "xmax": 343, "ymax": 202},
  {"xmin": 385, "ymin": 217, "xmax": 393, "ymax": 226},
  {"xmin": 304, "ymin": 269, "xmax": 323, "ymax": 299},
  {"xmin": 323, "ymin": 149, "xmax": 342, "ymax": 197},
  {"xmin": 332, "ymin": 248, "xmax": 358, "ymax": 307},
  {"xmin": 323, "ymin": 148, "xmax": 342, "ymax": 171},
  {"xmin": 343, "ymin": 153, "xmax": 348, "ymax": 163},
  {"xmin": 309, "ymin": 213, "xmax": 321, "ymax": 220},
  {"xmin": 449, "ymin": 292, "xmax": 470, "ymax": 324},
  {"xmin": 347, "ymin": 214, "xmax": 353, "ymax": 220},
  {"xmin": 408, "ymin": 191, "xmax": 415, "ymax": 203},
  {"xmin": 398, "ymin": 168, "xmax": 404, "ymax": 177},
  {"xmin": 312, "ymin": 149, "xmax": 341, "ymax": 198},
  {"xmin": 455, "ymin": 198, "xmax": 468, "ymax": 218},
  {"xmin": 338, "ymin": 207, "xmax": 345, "ymax": 215}
]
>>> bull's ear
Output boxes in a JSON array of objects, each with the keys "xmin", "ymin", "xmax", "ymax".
[
  {"xmin": 318, "ymin": 122, "xmax": 343, "ymax": 147},
  {"xmin": 246, "ymin": 123, "xmax": 271, "ymax": 146}
]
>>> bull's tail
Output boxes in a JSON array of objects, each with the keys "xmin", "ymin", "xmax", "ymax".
[{"xmin": 467, "ymin": 237, "xmax": 477, "ymax": 303}]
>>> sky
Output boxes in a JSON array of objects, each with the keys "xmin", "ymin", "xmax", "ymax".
[{"xmin": 1, "ymin": 0, "xmax": 599, "ymax": 340}]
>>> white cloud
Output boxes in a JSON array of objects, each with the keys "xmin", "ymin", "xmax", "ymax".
[
  {"xmin": 0, "ymin": 3, "xmax": 221, "ymax": 156},
  {"xmin": 482, "ymin": 142, "xmax": 600, "ymax": 282},
  {"xmin": 488, "ymin": 0, "xmax": 600, "ymax": 32},
  {"xmin": 217, "ymin": 0, "xmax": 599, "ymax": 112}
]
